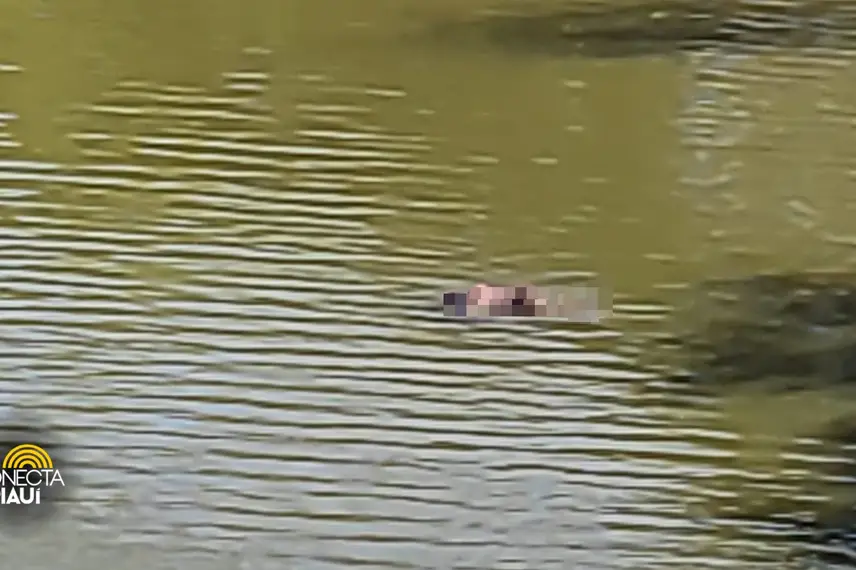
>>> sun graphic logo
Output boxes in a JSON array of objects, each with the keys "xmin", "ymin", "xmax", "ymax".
[{"xmin": 0, "ymin": 444, "xmax": 65, "ymax": 506}]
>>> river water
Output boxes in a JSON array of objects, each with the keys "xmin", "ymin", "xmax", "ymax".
[{"xmin": 4, "ymin": 0, "xmax": 856, "ymax": 568}]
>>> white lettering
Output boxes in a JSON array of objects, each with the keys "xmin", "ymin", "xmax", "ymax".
[
  {"xmin": 1, "ymin": 486, "xmax": 41, "ymax": 505},
  {"xmin": 0, "ymin": 469, "xmax": 64, "ymax": 487},
  {"xmin": 48, "ymin": 470, "xmax": 64, "ymax": 486}
]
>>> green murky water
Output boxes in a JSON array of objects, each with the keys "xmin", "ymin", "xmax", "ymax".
[{"xmin": 3, "ymin": 0, "xmax": 856, "ymax": 568}]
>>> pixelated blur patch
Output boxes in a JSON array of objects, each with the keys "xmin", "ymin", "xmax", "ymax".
[
  {"xmin": 441, "ymin": 290, "xmax": 469, "ymax": 317},
  {"xmin": 441, "ymin": 285, "xmax": 611, "ymax": 321},
  {"xmin": 0, "ymin": 410, "xmax": 72, "ymax": 532},
  {"xmin": 552, "ymin": 284, "xmax": 611, "ymax": 322}
]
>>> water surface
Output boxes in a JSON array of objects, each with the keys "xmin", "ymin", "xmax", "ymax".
[{"xmin": 3, "ymin": 1, "xmax": 856, "ymax": 568}]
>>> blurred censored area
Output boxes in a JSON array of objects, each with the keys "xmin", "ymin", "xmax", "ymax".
[{"xmin": 442, "ymin": 284, "xmax": 607, "ymax": 321}]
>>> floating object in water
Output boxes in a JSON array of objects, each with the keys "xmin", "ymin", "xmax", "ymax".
[{"xmin": 441, "ymin": 283, "xmax": 607, "ymax": 322}]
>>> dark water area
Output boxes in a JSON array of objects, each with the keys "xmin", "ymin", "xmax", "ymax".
[
  {"xmin": 426, "ymin": 0, "xmax": 856, "ymax": 59},
  {"xmin": 3, "ymin": 0, "xmax": 856, "ymax": 568}
]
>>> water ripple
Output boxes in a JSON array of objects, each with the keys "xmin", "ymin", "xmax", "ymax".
[{"xmin": 0, "ymin": 42, "xmax": 848, "ymax": 570}]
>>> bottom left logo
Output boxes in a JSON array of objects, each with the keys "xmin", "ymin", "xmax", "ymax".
[{"xmin": 1, "ymin": 443, "xmax": 65, "ymax": 506}]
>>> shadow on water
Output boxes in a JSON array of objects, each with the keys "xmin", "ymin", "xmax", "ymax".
[
  {"xmin": 641, "ymin": 271, "xmax": 856, "ymax": 566},
  {"xmin": 426, "ymin": 0, "xmax": 856, "ymax": 59},
  {"xmin": 664, "ymin": 272, "xmax": 856, "ymax": 390}
]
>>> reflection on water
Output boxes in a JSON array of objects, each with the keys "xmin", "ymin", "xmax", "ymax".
[
  {"xmin": 3, "ymin": 0, "xmax": 856, "ymax": 568},
  {"xmin": 429, "ymin": 0, "xmax": 856, "ymax": 59}
]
